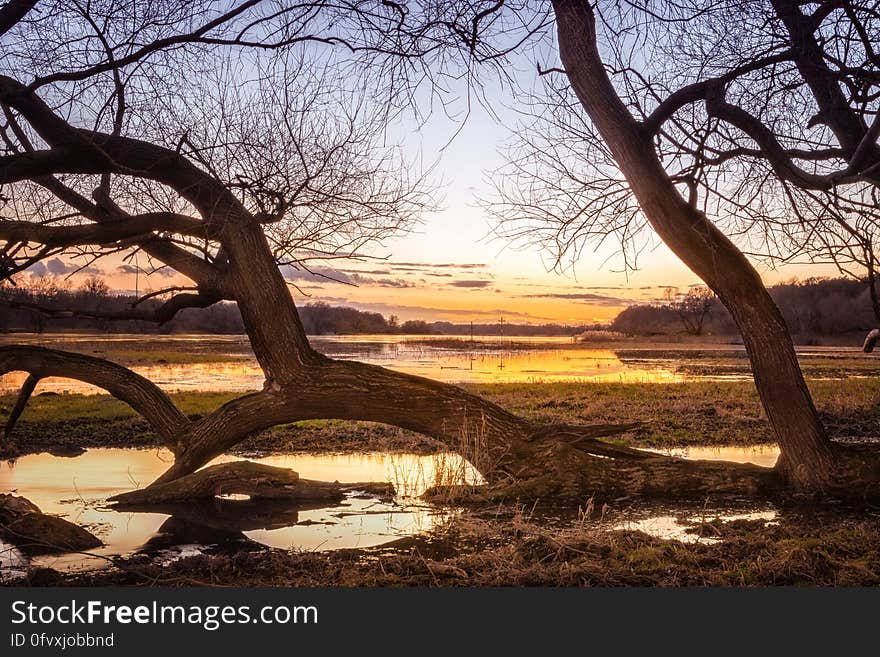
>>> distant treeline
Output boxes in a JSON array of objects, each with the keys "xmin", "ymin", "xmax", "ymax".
[
  {"xmin": 611, "ymin": 277, "xmax": 878, "ymax": 341},
  {"xmin": 0, "ymin": 279, "xmax": 590, "ymax": 336},
  {"xmin": 4, "ymin": 275, "xmax": 871, "ymax": 340}
]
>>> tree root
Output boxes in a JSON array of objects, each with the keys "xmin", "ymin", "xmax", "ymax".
[
  {"xmin": 0, "ymin": 493, "xmax": 102, "ymax": 554},
  {"xmin": 108, "ymin": 461, "xmax": 395, "ymax": 505}
]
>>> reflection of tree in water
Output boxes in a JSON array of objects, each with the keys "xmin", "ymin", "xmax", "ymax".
[{"xmin": 133, "ymin": 498, "xmax": 333, "ymax": 552}]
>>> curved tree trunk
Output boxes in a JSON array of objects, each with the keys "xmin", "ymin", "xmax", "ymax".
[
  {"xmin": 551, "ymin": 0, "xmax": 835, "ymax": 493},
  {"xmin": 3, "ymin": 39, "xmax": 880, "ymax": 505},
  {"xmin": 1, "ymin": 345, "xmax": 794, "ymax": 501}
]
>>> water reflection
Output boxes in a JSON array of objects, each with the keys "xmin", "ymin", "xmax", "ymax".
[
  {"xmin": 0, "ymin": 444, "xmax": 784, "ymax": 578},
  {"xmin": 651, "ymin": 445, "xmax": 780, "ymax": 468},
  {"xmin": 0, "ymin": 448, "xmax": 480, "ymax": 574},
  {"xmin": 614, "ymin": 509, "xmax": 779, "ymax": 544},
  {"xmin": 5, "ymin": 333, "xmax": 879, "ymax": 394},
  {"xmin": 587, "ymin": 445, "xmax": 780, "ymax": 544},
  {"xmin": 0, "ymin": 334, "xmax": 699, "ymax": 393}
]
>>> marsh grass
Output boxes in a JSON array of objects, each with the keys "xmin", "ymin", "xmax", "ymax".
[
  {"xmin": 30, "ymin": 503, "xmax": 880, "ymax": 587},
  {"xmin": 4, "ymin": 378, "xmax": 880, "ymax": 456}
]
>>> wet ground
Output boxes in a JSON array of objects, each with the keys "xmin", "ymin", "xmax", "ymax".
[
  {"xmin": 3, "ymin": 334, "xmax": 880, "ymax": 394},
  {"xmin": 0, "ymin": 448, "xmax": 482, "ymax": 579},
  {"xmin": 2, "ymin": 333, "xmax": 879, "ymax": 586},
  {"xmin": 0, "ymin": 444, "xmax": 782, "ymax": 581}
]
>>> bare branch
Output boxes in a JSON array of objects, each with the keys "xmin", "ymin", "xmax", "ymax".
[{"xmin": 0, "ymin": 346, "xmax": 190, "ymax": 448}]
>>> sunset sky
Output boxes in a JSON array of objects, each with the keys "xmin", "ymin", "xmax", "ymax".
[{"xmin": 31, "ymin": 85, "xmax": 835, "ymax": 326}]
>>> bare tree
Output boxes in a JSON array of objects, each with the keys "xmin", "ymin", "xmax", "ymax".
[
  {"xmin": 79, "ymin": 276, "xmax": 108, "ymax": 297},
  {"xmin": 480, "ymin": 0, "xmax": 880, "ymax": 494},
  {"xmin": 0, "ymin": 0, "xmax": 732, "ymax": 504},
  {"xmin": 664, "ymin": 287, "xmax": 714, "ymax": 337},
  {"xmin": 2, "ymin": 0, "xmax": 879, "ymax": 502}
]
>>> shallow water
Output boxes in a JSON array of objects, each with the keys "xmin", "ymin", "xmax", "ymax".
[
  {"xmin": 653, "ymin": 444, "xmax": 779, "ymax": 469},
  {"xmin": 0, "ymin": 334, "xmax": 692, "ymax": 393},
  {"xmin": 7, "ymin": 333, "xmax": 874, "ymax": 394},
  {"xmin": 0, "ymin": 448, "xmax": 481, "ymax": 576},
  {"xmin": 604, "ymin": 445, "xmax": 781, "ymax": 543},
  {"xmin": 0, "ymin": 444, "xmax": 781, "ymax": 579},
  {"xmin": 614, "ymin": 509, "xmax": 779, "ymax": 544}
]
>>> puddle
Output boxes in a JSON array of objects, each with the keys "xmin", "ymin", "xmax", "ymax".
[
  {"xmin": 651, "ymin": 445, "xmax": 780, "ymax": 468},
  {"xmin": 0, "ymin": 448, "xmax": 481, "ymax": 576},
  {"xmin": 604, "ymin": 446, "xmax": 780, "ymax": 543},
  {"xmin": 0, "ymin": 443, "xmax": 794, "ymax": 578},
  {"xmin": 614, "ymin": 509, "xmax": 779, "ymax": 544}
]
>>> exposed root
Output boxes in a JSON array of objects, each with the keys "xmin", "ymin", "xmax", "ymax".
[
  {"xmin": 0, "ymin": 493, "xmax": 102, "ymax": 554},
  {"xmin": 108, "ymin": 461, "xmax": 395, "ymax": 505}
]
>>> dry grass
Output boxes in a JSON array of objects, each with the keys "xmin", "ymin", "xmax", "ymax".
[
  {"xmin": 23, "ymin": 504, "xmax": 880, "ymax": 587},
  {"xmin": 5, "ymin": 378, "xmax": 880, "ymax": 457},
  {"xmin": 470, "ymin": 378, "xmax": 880, "ymax": 446}
]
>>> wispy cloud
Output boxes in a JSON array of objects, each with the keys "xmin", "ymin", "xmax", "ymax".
[
  {"xmin": 282, "ymin": 266, "xmax": 352, "ymax": 284},
  {"xmin": 310, "ymin": 296, "xmax": 547, "ymax": 322},
  {"xmin": 517, "ymin": 292, "xmax": 630, "ymax": 306},
  {"xmin": 449, "ymin": 280, "xmax": 493, "ymax": 288},
  {"xmin": 341, "ymin": 268, "xmax": 393, "ymax": 275},
  {"xmin": 282, "ymin": 266, "xmax": 413, "ymax": 288},
  {"xmin": 361, "ymin": 277, "xmax": 414, "ymax": 288},
  {"xmin": 116, "ymin": 264, "xmax": 175, "ymax": 278},
  {"xmin": 390, "ymin": 262, "xmax": 487, "ymax": 269},
  {"xmin": 30, "ymin": 258, "xmax": 103, "ymax": 276}
]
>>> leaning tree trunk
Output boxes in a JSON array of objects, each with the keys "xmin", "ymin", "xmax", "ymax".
[
  {"xmin": 551, "ymin": 0, "xmax": 836, "ymax": 493},
  {"xmin": 4, "ymin": 56, "xmax": 880, "ymax": 504},
  {"xmin": 1, "ymin": 345, "xmax": 797, "ymax": 502}
]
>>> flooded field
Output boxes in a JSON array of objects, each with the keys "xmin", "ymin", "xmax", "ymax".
[
  {"xmin": 2, "ymin": 333, "xmax": 877, "ymax": 586},
  {"xmin": 2, "ymin": 333, "xmax": 878, "ymax": 394},
  {"xmin": 0, "ymin": 444, "xmax": 779, "ymax": 579},
  {"xmin": 0, "ymin": 448, "xmax": 482, "ymax": 578}
]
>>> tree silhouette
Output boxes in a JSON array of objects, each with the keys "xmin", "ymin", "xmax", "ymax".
[{"xmin": 3, "ymin": 1, "xmax": 880, "ymax": 500}]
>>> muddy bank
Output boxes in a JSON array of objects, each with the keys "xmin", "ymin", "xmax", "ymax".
[{"xmin": 14, "ymin": 505, "xmax": 880, "ymax": 587}]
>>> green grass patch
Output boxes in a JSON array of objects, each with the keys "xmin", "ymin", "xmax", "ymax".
[{"xmin": 5, "ymin": 378, "xmax": 880, "ymax": 451}]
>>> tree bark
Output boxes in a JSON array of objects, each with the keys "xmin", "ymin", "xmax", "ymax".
[
  {"xmin": 0, "ymin": 346, "xmax": 190, "ymax": 449},
  {"xmin": 108, "ymin": 461, "xmax": 394, "ymax": 505},
  {"xmin": 3, "ymin": 372, "xmax": 38, "ymax": 446},
  {"xmin": 551, "ymin": 0, "xmax": 835, "ymax": 493}
]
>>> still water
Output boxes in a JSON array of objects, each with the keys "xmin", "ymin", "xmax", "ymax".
[
  {"xmin": 6, "ymin": 332, "xmax": 870, "ymax": 394},
  {"xmin": 0, "ymin": 333, "xmax": 691, "ymax": 393},
  {"xmin": 0, "ymin": 445, "xmax": 778, "ymax": 578},
  {"xmin": 0, "ymin": 448, "xmax": 481, "ymax": 576}
]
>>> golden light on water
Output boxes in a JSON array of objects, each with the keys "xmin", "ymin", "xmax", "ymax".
[
  {"xmin": 0, "ymin": 445, "xmax": 779, "ymax": 574},
  {"xmin": 0, "ymin": 448, "xmax": 482, "ymax": 573},
  {"xmin": 0, "ymin": 341, "xmax": 694, "ymax": 395}
]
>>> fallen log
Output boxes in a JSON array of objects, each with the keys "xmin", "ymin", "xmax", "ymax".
[
  {"xmin": 108, "ymin": 461, "xmax": 395, "ymax": 505},
  {"xmin": 0, "ymin": 493, "xmax": 102, "ymax": 554}
]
